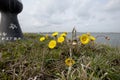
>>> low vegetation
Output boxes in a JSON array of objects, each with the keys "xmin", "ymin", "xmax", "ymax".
[{"xmin": 0, "ymin": 33, "xmax": 120, "ymax": 80}]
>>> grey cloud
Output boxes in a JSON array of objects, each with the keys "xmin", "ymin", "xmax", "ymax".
[
  {"xmin": 98, "ymin": 18, "xmax": 106, "ymax": 22},
  {"xmin": 17, "ymin": 0, "xmax": 120, "ymax": 32},
  {"xmin": 105, "ymin": 0, "xmax": 120, "ymax": 12}
]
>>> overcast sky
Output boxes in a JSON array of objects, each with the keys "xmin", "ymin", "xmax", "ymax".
[{"xmin": 1, "ymin": 0, "xmax": 120, "ymax": 32}]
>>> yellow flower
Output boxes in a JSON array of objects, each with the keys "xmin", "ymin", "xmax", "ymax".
[
  {"xmin": 52, "ymin": 32, "xmax": 58, "ymax": 37},
  {"xmin": 65, "ymin": 58, "xmax": 75, "ymax": 67},
  {"xmin": 60, "ymin": 33, "xmax": 67, "ymax": 37},
  {"xmin": 48, "ymin": 40, "xmax": 56, "ymax": 49},
  {"xmin": 57, "ymin": 36, "xmax": 65, "ymax": 43},
  {"xmin": 64, "ymin": 32, "xmax": 67, "ymax": 35},
  {"xmin": 45, "ymin": 34, "xmax": 48, "ymax": 39},
  {"xmin": 90, "ymin": 36, "xmax": 96, "ymax": 41},
  {"xmin": 40, "ymin": 37, "xmax": 45, "ymax": 42},
  {"xmin": 80, "ymin": 34, "xmax": 90, "ymax": 44}
]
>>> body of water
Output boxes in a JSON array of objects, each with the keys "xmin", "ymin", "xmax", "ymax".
[
  {"xmin": 42, "ymin": 32, "xmax": 120, "ymax": 47},
  {"xmin": 68, "ymin": 32, "xmax": 120, "ymax": 47}
]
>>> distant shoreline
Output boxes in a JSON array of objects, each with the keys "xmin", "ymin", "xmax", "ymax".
[{"xmin": 23, "ymin": 32, "xmax": 120, "ymax": 34}]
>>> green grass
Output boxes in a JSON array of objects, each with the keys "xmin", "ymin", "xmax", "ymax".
[{"xmin": 0, "ymin": 33, "xmax": 120, "ymax": 80}]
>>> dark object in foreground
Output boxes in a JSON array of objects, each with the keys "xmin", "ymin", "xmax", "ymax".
[{"xmin": 0, "ymin": 0, "xmax": 23, "ymax": 43}]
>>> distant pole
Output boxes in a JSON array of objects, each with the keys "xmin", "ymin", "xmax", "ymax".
[
  {"xmin": 72, "ymin": 26, "xmax": 77, "ymax": 41},
  {"xmin": 0, "ymin": 0, "xmax": 23, "ymax": 43}
]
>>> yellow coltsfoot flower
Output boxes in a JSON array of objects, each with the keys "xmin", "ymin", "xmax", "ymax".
[
  {"xmin": 40, "ymin": 37, "xmax": 45, "ymax": 42},
  {"xmin": 45, "ymin": 34, "xmax": 48, "ymax": 39},
  {"xmin": 65, "ymin": 58, "xmax": 75, "ymax": 67},
  {"xmin": 52, "ymin": 32, "xmax": 58, "ymax": 37},
  {"xmin": 90, "ymin": 36, "xmax": 96, "ymax": 41},
  {"xmin": 60, "ymin": 33, "xmax": 67, "ymax": 37},
  {"xmin": 80, "ymin": 34, "xmax": 90, "ymax": 45},
  {"xmin": 64, "ymin": 32, "xmax": 67, "ymax": 35},
  {"xmin": 57, "ymin": 36, "xmax": 65, "ymax": 43},
  {"xmin": 48, "ymin": 40, "xmax": 57, "ymax": 49}
]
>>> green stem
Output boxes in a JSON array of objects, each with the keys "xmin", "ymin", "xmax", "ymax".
[{"xmin": 67, "ymin": 66, "xmax": 72, "ymax": 80}]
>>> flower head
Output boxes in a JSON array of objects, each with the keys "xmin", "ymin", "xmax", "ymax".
[
  {"xmin": 64, "ymin": 32, "xmax": 68, "ymax": 35},
  {"xmin": 60, "ymin": 33, "xmax": 67, "ymax": 37},
  {"xmin": 90, "ymin": 36, "xmax": 96, "ymax": 41},
  {"xmin": 52, "ymin": 32, "xmax": 58, "ymax": 37},
  {"xmin": 57, "ymin": 36, "xmax": 65, "ymax": 43},
  {"xmin": 65, "ymin": 58, "xmax": 75, "ymax": 67},
  {"xmin": 48, "ymin": 40, "xmax": 57, "ymax": 49},
  {"xmin": 40, "ymin": 37, "xmax": 45, "ymax": 42},
  {"xmin": 80, "ymin": 34, "xmax": 90, "ymax": 44},
  {"xmin": 45, "ymin": 34, "xmax": 48, "ymax": 39}
]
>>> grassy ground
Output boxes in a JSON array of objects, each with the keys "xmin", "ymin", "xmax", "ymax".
[{"xmin": 0, "ymin": 33, "xmax": 120, "ymax": 80}]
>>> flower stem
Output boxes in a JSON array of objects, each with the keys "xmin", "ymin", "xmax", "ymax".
[{"xmin": 67, "ymin": 66, "xmax": 72, "ymax": 80}]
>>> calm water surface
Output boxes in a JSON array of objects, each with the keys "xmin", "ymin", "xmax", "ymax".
[
  {"xmin": 68, "ymin": 32, "xmax": 120, "ymax": 47},
  {"xmin": 42, "ymin": 32, "xmax": 120, "ymax": 47}
]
